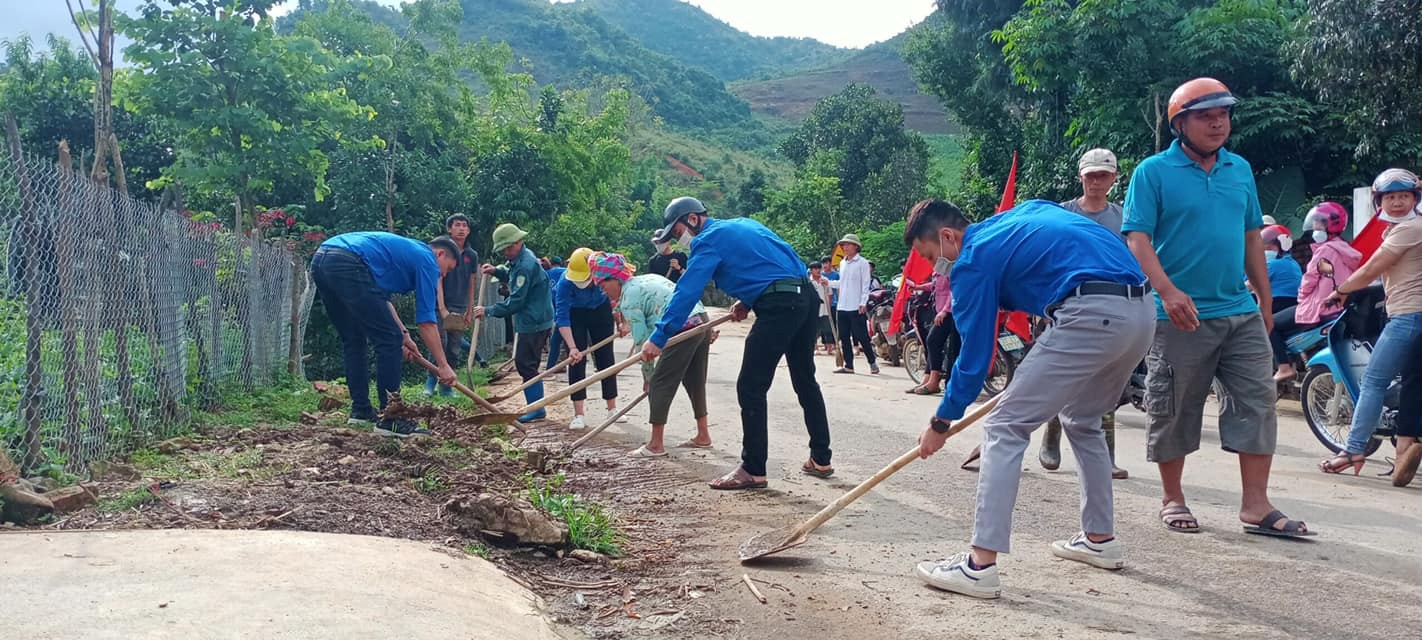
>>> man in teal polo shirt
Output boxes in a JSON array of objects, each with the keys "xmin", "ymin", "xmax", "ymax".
[
  {"xmin": 1124, "ymin": 77, "xmax": 1311, "ymax": 538},
  {"xmin": 473, "ymin": 223, "xmax": 555, "ymax": 423}
]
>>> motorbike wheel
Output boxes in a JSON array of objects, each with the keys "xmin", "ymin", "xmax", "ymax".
[
  {"xmin": 981, "ymin": 347, "xmax": 1014, "ymax": 397},
  {"xmin": 902, "ymin": 336, "xmax": 924, "ymax": 385},
  {"xmin": 1301, "ymin": 365, "xmax": 1381, "ymax": 457}
]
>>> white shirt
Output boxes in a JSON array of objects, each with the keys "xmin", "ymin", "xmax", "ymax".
[
  {"xmin": 832, "ymin": 254, "xmax": 873, "ymax": 311},
  {"xmin": 809, "ymin": 277, "xmax": 832, "ymax": 316}
]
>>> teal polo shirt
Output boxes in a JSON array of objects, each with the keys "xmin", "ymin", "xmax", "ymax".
[{"xmin": 1123, "ymin": 139, "xmax": 1265, "ymax": 320}]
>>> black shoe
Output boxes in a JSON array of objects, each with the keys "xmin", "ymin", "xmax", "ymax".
[{"xmin": 374, "ymin": 418, "xmax": 432, "ymax": 438}]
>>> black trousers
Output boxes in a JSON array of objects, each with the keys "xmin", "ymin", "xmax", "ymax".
[
  {"xmin": 739, "ymin": 283, "xmax": 832, "ymax": 476},
  {"xmin": 514, "ymin": 329, "xmax": 550, "ymax": 382},
  {"xmin": 1269, "ymin": 305, "xmax": 1323, "ymax": 366},
  {"xmin": 837, "ymin": 308, "xmax": 876, "ymax": 369},
  {"xmin": 567, "ymin": 302, "xmax": 618, "ymax": 402},
  {"xmin": 926, "ymin": 312, "xmax": 960, "ymax": 377}
]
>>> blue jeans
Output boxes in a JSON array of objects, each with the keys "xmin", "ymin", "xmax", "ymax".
[
  {"xmin": 1346, "ymin": 311, "xmax": 1422, "ymax": 454},
  {"xmin": 311, "ymin": 248, "xmax": 404, "ymax": 420}
]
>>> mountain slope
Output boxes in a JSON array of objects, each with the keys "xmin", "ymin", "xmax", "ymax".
[
  {"xmin": 452, "ymin": 0, "xmax": 752, "ymax": 131},
  {"xmin": 573, "ymin": 0, "xmax": 850, "ymax": 82},
  {"xmin": 730, "ymin": 29, "xmax": 955, "ymax": 135}
]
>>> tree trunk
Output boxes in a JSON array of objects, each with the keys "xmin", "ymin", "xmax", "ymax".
[
  {"xmin": 53, "ymin": 142, "xmax": 85, "ymax": 467},
  {"xmin": 384, "ymin": 132, "xmax": 397, "ymax": 232},
  {"xmin": 104, "ymin": 137, "xmax": 140, "ymax": 438},
  {"xmin": 288, "ymin": 254, "xmax": 303, "ymax": 378},
  {"xmin": 6, "ymin": 114, "xmax": 46, "ymax": 472}
]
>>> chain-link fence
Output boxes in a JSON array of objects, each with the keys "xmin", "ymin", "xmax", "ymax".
[{"xmin": 0, "ymin": 136, "xmax": 312, "ymax": 477}]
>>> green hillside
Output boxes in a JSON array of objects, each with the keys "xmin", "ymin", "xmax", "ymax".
[
  {"xmin": 731, "ymin": 26, "xmax": 955, "ymax": 135},
  {"xmin": 452, "ymin": 0, "xmax": 753, "ymax": 131},
  {"xmin": 573, "ymin": 0, "xmax": 850, "ymax": 82}
]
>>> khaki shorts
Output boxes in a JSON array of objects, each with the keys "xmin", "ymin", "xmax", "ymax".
[{"xmin": 1145, "ymin": 313, "xmax": 1278, "ymax": 462}]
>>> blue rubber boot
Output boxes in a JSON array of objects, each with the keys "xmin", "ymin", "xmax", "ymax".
[
  {"xmin": 422, "ymin": 374, "xmax": 436, "ymax": 396},
  {"xmin": 518, "ymin": 380, "xmax": 547, "ymax": 423}
]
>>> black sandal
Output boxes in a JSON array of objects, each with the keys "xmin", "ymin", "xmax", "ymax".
[{"xmin": 1243, "ymin": 510, "xmax": 1316, "ymax": 538}]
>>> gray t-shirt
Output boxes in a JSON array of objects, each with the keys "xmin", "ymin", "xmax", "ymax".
[{"xmin": 1059, "ymin": 199, "xmax": 1124, "ymax": 237}]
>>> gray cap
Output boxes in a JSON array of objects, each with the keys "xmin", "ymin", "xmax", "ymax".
[
  {"xmin": 1078, "ymin": 148, "xmax": 1118, "ymax": 175},
  {"xmin": 656, "ymin": 196, "xmax": 707, "ymax": 244}
]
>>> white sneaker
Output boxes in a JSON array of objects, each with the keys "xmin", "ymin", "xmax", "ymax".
[
  {"xmin": 914, "ymin": 552, "xmax": 1001, "ymax": 599},
  {"xmin": 1050, "ymin": 532, "xmax": 1125, "ymax": 570},
  {"xmin": 608, "ymin": 407, "xmax": 628, "ymax": 423},
  {"xmin": 569, "ymin": 415, "xmax": 587, "ymax": 431}
]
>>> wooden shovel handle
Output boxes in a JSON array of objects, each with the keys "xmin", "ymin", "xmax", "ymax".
[
  {"xmin": 569, "ymin": 390, "xmax": 649, "ymax": 451},
  {"xmin": 494, "ymin": 332, "xmax": 617, "ymax": 400},
  {"xmin": 412, "ymin": 353, "xmax": 501, "ymax": 413},
  {"xmin": 788, "ymin": 395, "xmax": 1001, "ymax": 540},
  {"xmin": 513, "ymin": 313, "xmax": 734, "ymax": 416},
  {"xmin": 464, "ymin": 273, "xmax": 491, "ymax": 375}
]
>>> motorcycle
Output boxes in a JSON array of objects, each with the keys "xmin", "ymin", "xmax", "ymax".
[
  {"xmin": 1301, "ymin": 285, "xmax": 1397, "ymax": 457},
  {"xmin": 900, "ymin": 289, "xmax": 935, "ymax": 384},
  {"xmin": 866, "ymin": 284, "xmax": 902, "ymax": 366}
]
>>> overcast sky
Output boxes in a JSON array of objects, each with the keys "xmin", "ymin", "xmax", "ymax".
[{"xmin": 4, "ymin": 1, "xmax": 935, "ymax": 51}]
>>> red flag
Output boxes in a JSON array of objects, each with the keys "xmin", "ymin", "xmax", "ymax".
[
  {"xmin": 993, "ymin": 152, "xmax": 1033, "ymax": 339},
  {"xmin": 1351, "ymin": 214, "xmax": 1386, "ymax": 263},
  {"xmin": 996, "ymin": 152, "xmax": 1019, "ymax": 214},
  {"xmin": 887, "ymin": 249, "xmax": 936, "ymax": 335}
]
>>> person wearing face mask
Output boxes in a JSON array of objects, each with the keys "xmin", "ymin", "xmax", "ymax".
[
  {"xmin": 1260, "ymin": 225, "xmax": 1302, "ymax": 313},
  {"xmin": 646, "ymin": 234, "xmax": 688, "ymax": 283},
  {"xmin": 1123, "ymin": 78, "xmax": 1312, "ymax": 538},
  {"xmin": 1320, "ymin": 169, "xmax": 1422, "ymax": 476},
  {"xmin": 643, "ymin": 196, "xmax": 834, "ymax": 490},
  {"xmin": 1268, "ymin": 202, "xmax": 1359, "ymax": 382},
  {"xmin": 556, "ymin": 247, "xmax": 624, "ymax": 431},
  {"xmin": 906, "ymin": 198, "xmax": 1153, "ymax": 600}
]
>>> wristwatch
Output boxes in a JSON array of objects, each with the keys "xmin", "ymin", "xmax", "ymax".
[{"xmin": 930, "ymin": 416, "xmax": 952, "ymax": 434}]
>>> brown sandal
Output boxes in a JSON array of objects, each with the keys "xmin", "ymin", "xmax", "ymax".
[
  {"xmin": 708, "ymin": 468, "xmax": 768, "ymax": 491},
  {"xmin": 802, "ymin": 459, "xmax": 834, "ymax": 478},
  {"xmin": 960, "ymin": 446, "xmax": 981, "ymax": 471}
]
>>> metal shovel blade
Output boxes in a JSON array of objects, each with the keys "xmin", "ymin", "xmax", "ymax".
[
  {"xmin": 738, "ymin": 526, "xmax": 808, "ymax": 562},
  {"xmin": 467, "ymin": 412, "xmax": 522, "ymax": 427}
]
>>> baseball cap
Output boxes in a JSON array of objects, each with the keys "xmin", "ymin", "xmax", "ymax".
[{"xmin": 1078, "ymin": 148, "xmax": 1118, "ymax": 175}]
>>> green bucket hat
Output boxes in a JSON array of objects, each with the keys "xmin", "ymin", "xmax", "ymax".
[
  {"xmin": 492, "ymin": 223, "xmax": 528, "ymax": 252},
  {"xmin": 837, "ymin": 233, "xmax": 862, "ymax": 248}
]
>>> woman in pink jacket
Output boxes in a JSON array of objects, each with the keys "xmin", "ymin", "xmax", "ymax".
[{"xmin": 1270, "ymin": 202, "xmax": 1362, "ymax": 381}]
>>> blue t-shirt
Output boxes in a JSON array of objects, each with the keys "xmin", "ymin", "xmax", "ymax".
[
  {"xmin": 936, "ymin": 201, "xmax": 1147, "ymax": 421},
  {"xmin": 546, "ymin": 267, "xmax": 566, "ymax": 310},
  {"xmin": 1268, "ymin": 255, "xmax": 1302, "ymax": 299},
  {"xmin": 1123, "ymin": 140, "xmax": 1265, "ymax": 320},
  {"xmin": 554, "ymin": 273, "xmax": 611, "ymax": 327},
  {"xmin": 322, "ymin": 232, "xmax": 440, "ymax": 324},
  {"xmin": 649, "ymin": 217, "xmax": 805, "ymax": 347}
]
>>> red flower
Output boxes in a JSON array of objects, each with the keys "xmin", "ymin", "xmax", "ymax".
[{"xmin": 286, "ymin": 216, "xmax": 296, "ymax": 227}]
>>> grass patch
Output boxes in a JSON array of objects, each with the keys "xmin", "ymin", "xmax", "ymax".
[
  {"xmin": 414, "ymin": 469, "xmax": 446, "ymax": 495},
  {"xmin": 99, "ymin": 487, "xmax": 158, "ymax": 512},
  {"xmin": 463, "ymin": 542, "xmax": 491, "ymax": 559},
  {"xmin": 525, "ymin": 473, "xmax": 623, "ymax": 557},
  {"xmin": 195, "ymin": 380, "xmax": 312, "ymax": 428},
  {"xmin": 187, "ymin": 449, "xmax": 274, "ymax": 479},
  {"xmin": 430, "ymin": 440, "xmax": 469, "ymax": 461},
  {"xmin": 129, "ymin": 449, "xmax": 196, "ymax": 480}
]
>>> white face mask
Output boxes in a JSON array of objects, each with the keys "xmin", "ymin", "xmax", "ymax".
[
  {"xmin": 678, "ymin": 230, "xmax": 694, "ymax": 247},
  {"xmin": 654, "ymin": 241, "xmax": 670, "ymax": 254},
  {"xmin": 932, "ymin": 232, "xmax": 956, "ymax": 275},
  {"xmin": 573, "ymin": 277, "xmax": 592, "ymax": 289},
  {"xmin": 1264, "ymin": 250, "xmax": 1278, "ymax": 260},
  {"xmin": 1312, "ymin": 230, "xmax": 1328, "ymax": 244}
]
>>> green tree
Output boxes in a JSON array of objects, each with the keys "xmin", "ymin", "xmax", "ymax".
[
  {"xmin": 120, "ymin": 0, "xmax": 378, "ymax": 218},
  {"xmin": 778, "ymin": 83, "xmax": 930, "ymax": 229},
  {"xmin": 758, "ymin": 174, "xmax": 846, "ymax": 259},
  {"xmin": 1294, "ymin": 0, "xmax": 1422, "ymax": 174}
]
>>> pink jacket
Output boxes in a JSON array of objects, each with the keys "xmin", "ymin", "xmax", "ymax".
[{"xmin": 1296, "ymin": 238, "xmax": 1362, "ymax": 324}]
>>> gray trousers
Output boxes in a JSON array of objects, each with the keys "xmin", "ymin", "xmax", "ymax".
[{"xmin": 972, "ymin": 293, "xmax": 1155, "ymax": 553}]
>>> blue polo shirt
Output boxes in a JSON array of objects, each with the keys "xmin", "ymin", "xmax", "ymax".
[
  {"xmin": 937, "ymin": 201, "xmax": 1147, "ymax": 421},
  {"xmin": 547, "ymin": 266, "xmax": 566, "ymax": 312},
  {"xmin": 1268, "ymin": 254, "xmax": 1302, "ymax": 299},
  {"xmin": 1123, "ymin": 139, "xmax": 1265, "ymax": 320},
  {"xmin": 554, "ymin": 274, "xmax": 611, "ymax": 327},
  {"xmin": 650, "ymin": 217, "xmax": 805, "ymax": 347},
  {"xmin": 322, "ymin": 232, "xmax": 441, "ymax": 324}
]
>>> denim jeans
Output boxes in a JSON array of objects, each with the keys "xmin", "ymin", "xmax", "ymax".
[
  {"xmin": 311, "ymin": 248, "xmax": 404, "ymax": 420},
  {"xmin": 545, "ymin": 328, "xmax": 564, "ymax": 370},
  {"xmin": 1346, "ymin": 311, "xmax": 1422, "ymax": 454}
]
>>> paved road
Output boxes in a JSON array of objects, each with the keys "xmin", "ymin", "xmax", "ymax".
[{"xmin": 599, "ymin": 317, "xmax": 1422, "ymax": 640}]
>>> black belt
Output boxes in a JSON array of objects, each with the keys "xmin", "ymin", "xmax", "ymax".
[
  {"xmin": 762, "ymin": 277, "xmax": 805, "ymax": 296},
  {"xmin": 1046, "ymin": 281, "xmax": 1151, "ymax": 317},
  {"xmin": 315, "ymin": 246, "xmax": 360, "ymax": 260}
]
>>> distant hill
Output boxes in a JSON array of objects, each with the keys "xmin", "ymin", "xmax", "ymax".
[
  {"xmin": 730, "ymin": 30, "xmax": 955, "ymax": 135},
  {"xmin": 572, "ymin": 0, "xmax": 850, "ymax": 82}
]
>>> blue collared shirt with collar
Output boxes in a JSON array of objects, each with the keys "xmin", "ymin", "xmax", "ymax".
[
  {"xmin": 321, "ymin": 232, "xmax": 441, "ymax": 324},
  {"xmin": 554, "ymin": 272, "xmax": 611, "ymax": 327},
  {"xmin": 649, "ymin": 217, "xmax": 805, "ymax": 347},
  {"xmin": 1123, "ymin": 139, "xmax": 1265, "ymax": 320},
  {"xmin": 936, "ymin": 200, "xmax": 1147, "ymax": 421}
]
